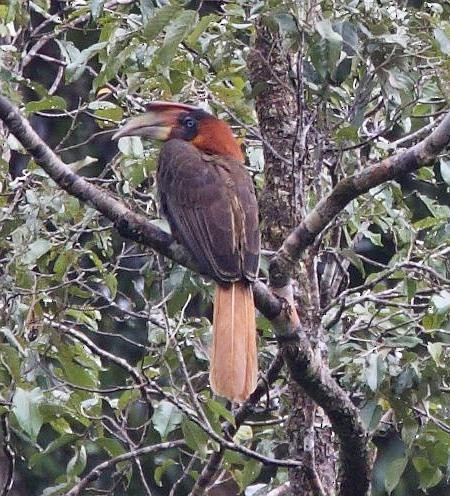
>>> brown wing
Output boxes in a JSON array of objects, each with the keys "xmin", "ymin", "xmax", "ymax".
[{"xmin": 157, "ymin": 139, "xmax": 259, "ymax": 283}]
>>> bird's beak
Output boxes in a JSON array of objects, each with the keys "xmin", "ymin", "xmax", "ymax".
[
  {"xmin": 112, "ymin": 112, "xmax": 173, "ymax": 141},
  {"xmin": 112, "ymin": 101, "xmax": 199, "ymax": 141}
]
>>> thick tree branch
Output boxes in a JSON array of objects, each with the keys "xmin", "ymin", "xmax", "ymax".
[
  {"xmin": 0, "ymin": 97, "xmax": 188, "ymax": 261},
  {"xmin": 0, "ymin": 94, "xmax": 281, "ymax": 320},
  {"xmin": 279, "ymin": 331, "xmax": 369, "ymax": 496},
  {"xmin": 270, "ymin": 112, "xmax": 450, "ymax": 288},
  {"xmin": 264, "ymin": 111, "xmax": 450, "ymax": 496},
  {"xmin": 264, "ymin": 112, "xmax": 450, "ymax": 496},
  {"xmin": 4, "ymin": 94, "xmax": 448, "ymax": 496}
]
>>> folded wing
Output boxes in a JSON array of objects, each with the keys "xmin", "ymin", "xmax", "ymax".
[{"xmin": 157, "ymin": 139, "xmax": 259, "ymax": 283}]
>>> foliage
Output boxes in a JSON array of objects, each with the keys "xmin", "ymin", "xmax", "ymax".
[{"xmin": 0, "ymin": 0, "xmax": 449, "ymax": 495}]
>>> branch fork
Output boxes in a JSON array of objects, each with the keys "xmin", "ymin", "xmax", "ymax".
[{"xmin": 1, "ymin": 93, "xmax": 450, "ymax": 496}]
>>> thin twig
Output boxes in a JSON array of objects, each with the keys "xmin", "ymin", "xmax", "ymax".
[{"xmin": 64, "ymin": 440, "xmax": 184, "ymax": 496}]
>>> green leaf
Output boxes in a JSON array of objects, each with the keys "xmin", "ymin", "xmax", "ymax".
[
  {"xmin": 413, "ymin": 216, "xmax": 442, "ymax": 230},
  {"xmin": 340, "ymin": 249, "xmax": 365, "ymax": 276},
  {"xmin": 67, "ymin": 445, "xmax": 87, "ymax": 478},
  {"xmin": 118, "ymin": 389, "xmax": 140, "ymax": 411},
  {"xmin": 406, "ymin": 278, "xmax": 417, "ymax": 301},
  {"xmin": 117, "ymin": 137, "xmax": 144, "ymax": 158},
  {"xmin": 382, "ymin": 33, "xmax": 409, "ymax": 48},
  {"xmin": 333, "ymin": 57, "xmax": 352, "ymax": 85},
  {"xmin": 97, "ymin": 437, "xmax": 126, "ymax": 457},
  {"xmin": 427, "ymin": 342, "xmax": 443, "ymax": 365},
  {"xmin": 439, "ymin": 158, "xmax": 450, "ymax": 186},
  {"xmin": 22, "ymin": 239, "xmax": 52, "ymax": 265},
  {"xmin": 94, "ymin": 105, "xmax": 123, "ymax": 126},
  {"xmin": 154, "ymin": 458, "xmax": 176, "ymax": 487},
  {"xmin": 431, "ymin": 290, "xmax": 450, "ymax": 314},
  {"xmin": 206, "ymin": 398, "xmax": 235, "ymax": 426},
  {"xmin": 25, "ymin": 96, "xmax": 67, "ymax": 113},
  {"xmin": 57, "ymin": 361, "xmax": 97, "ymax": 388},
  {"xmin": 335, "ymin": 125, "xmax": 359, "ymax": 143},
  {"xmin": 186, "ymin": 14, "xmax": 218, "ymax": 47},
  {"xmin": 234, "ymin": 425, "xmax": 253, "ymax": 442},
  {"xmin": 422, "ymin": 313, "xmax": 441, "ymax": 330},
  {"xmin": 272, "ymin": 13, "xmax": 299, "ymax": 49},
  {"xmin": 315, "ymin": 19, "xmax": 342, "ymax": 75},
  {"xmin": 413, "ymin": 457, "xmax": 443, "ymax": 489},
  {"xmin": 387, "ymin": 68, "xmax": 414, "ymax": 90},
  {"xmin": 30, "ymin": 434, "xmax": 79, "ymax": 467},
  {"xmin": 140, "ymin": 0, "xmax": 155, "ymax": 24},
  {"xmin": 90, "ymin": 0, "xmax": 105, "ymax": 20},
  {"xmin": 233, "ymin": 458, "xmax": 262, "ymax": 492},
  {"xmin": 143, "ymin": 5, "xmax": 180, "ymax": 40},
  {"xmin": 1, "ymin": 321, "xmax": 25, "ymax": 349},
  {"xmin": 65, "ymin": 308, "xmax": 100, "ymax": 332},
  {"xmin": 420, "ymin": 467, "xmax": 442, "ymax": 489},
  {"xmin": 336, "ymin": 21, "xmax": 358, "ymax": 55},
  {"xmin": 362, "ymin": 229, "xmax": 383, "ymax": 247},
  {"xmin": 434, "ymin": 27, "xmax": 450, "ymax": 55},
  {"xmin": 223, "ymin": 449, "xmax": 246, "ymax": 466},
  {"xmin": 152, "ymin": 401, "xmax": 182, "ymax": 439},
  {"xmin": 360, "ymin": 400, "xmax": 383, "ymax": 432},
  {"xmin": 41, "ymin": 483, "xmax": 70, "ymax": 496},
  {"xmin": 365, "ymin": 352, "xmax": 386, "ymax": 392},
  {"xmin": 401, "ymin": 418, "xmax": 418, "ymax": 447},
  {"xmin": 317, "ymin": 19, "xmax": 342, "ymax": 46},
  {"xmin": 273, "ymin": 13, "xmax": 297, "ymax": 36},
  {"xmin": 154, "ymin": 10, "xmax": 197, "ymax": 68},
  {"xmin": 384, "ymin": 335, "xmax": 422, "ymax": 348},
  {"xmin": 104, "ymin": 273, "xmax": 118, "ymax": 299},
  {"xmin": 384, "ymin": 456, "xmax": 408, "ymax": 494},
  {"xmin": 12, "ymin": 388, "xmax": 44, "ymax": 441},
  {"xmin": 181, "ymin": 418, "xmax": 209, "ymax": 456},
  {"xmin": 54, "ymin": 250, "xmax": 77, "ymax": 276},
  {"xmin": 63, "ymin": 41, "xmax": 108, "ymax": 83}
]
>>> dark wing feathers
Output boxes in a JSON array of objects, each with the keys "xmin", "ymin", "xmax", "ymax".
[{"xmin": 157, "ymin": 139, "xmax": 259, "ymax": 283}]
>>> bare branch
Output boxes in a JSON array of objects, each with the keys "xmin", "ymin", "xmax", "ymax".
[
  {"xmin": 190, "ymin": 353, "xmax": 284, "ymax": 496},
  {"xmin": 0, "ymin": 94, "xmax": 282, "ymax": 322},
  {"xmin": 279, "ymin": 331, "xmax": 370, "ymax": 496},
  {"xmin": 64, "ymin": 440, "xmax": 184, "ymax": 496},
  {"xmin": 266, "ymin": 482, "xmax": 291, "ymax": 496},
  {"xmin": 48, "ymin": 319, "xmax": 300, "ymax": 469}
]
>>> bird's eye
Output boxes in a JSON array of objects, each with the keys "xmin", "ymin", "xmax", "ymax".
[{"xmin": 183, "ymin": 116, "xmax": 196, "ymax": 129}]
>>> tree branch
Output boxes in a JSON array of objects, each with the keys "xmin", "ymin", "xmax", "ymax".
[
  {"xmin": 279, "ymin": 331, "xmax": 369, "ymax": 496},
  {"xmin": 269, "ymin": 111, "xmax": 450, "ymax": 288},
  {"xmin": 190, "ymin": 353, "xmax": 284, "ymax": 495},
  {"xmin": 64, "ymin": 440, "xmax": 185, "ymax": 496},
  {"xmin": 264, "ymin": 112, "xmax": 450, "ymax": 496},
  {"xmin": 0, "ymin": 413, "xmax": 15, "ymax": 496},
  {"xmin": 47, "ymin": 319, "xmax": 300, "ymax": 470},
  {"xmin": 5, "ymin": 94, "xmax": 448, "ymax": 496},
  {"xmin": 0, "ymin": 94, "xmax": 281, "ymax": 320}
]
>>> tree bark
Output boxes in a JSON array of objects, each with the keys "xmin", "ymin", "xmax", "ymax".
[{"xmin": 247, "ymin": 21, "xmax": 337, "ymax": 494}]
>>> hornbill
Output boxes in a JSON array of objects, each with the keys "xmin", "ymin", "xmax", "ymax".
[{"xmin": 113, "ymin": 102, "xmax": 260, "ymax": 402}]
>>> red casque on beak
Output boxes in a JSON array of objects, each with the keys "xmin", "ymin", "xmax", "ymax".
[{"xmin": 112, "ymin": 101, "xmax": 199, "ymax": 141}]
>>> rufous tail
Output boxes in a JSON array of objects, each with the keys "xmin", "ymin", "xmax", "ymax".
[{"xmin": 210, "ymin": 281, "xmax": 257, "ymax": 402}]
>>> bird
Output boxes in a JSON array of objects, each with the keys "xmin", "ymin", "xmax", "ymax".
[{"xmin": 113, "ymin": 101, "xmax": 260, "ymax": 402}]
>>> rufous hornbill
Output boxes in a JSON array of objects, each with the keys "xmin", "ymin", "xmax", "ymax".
[{"xmin": 113, "ymin": 102, "xmax": 260, "ymax": 402}]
